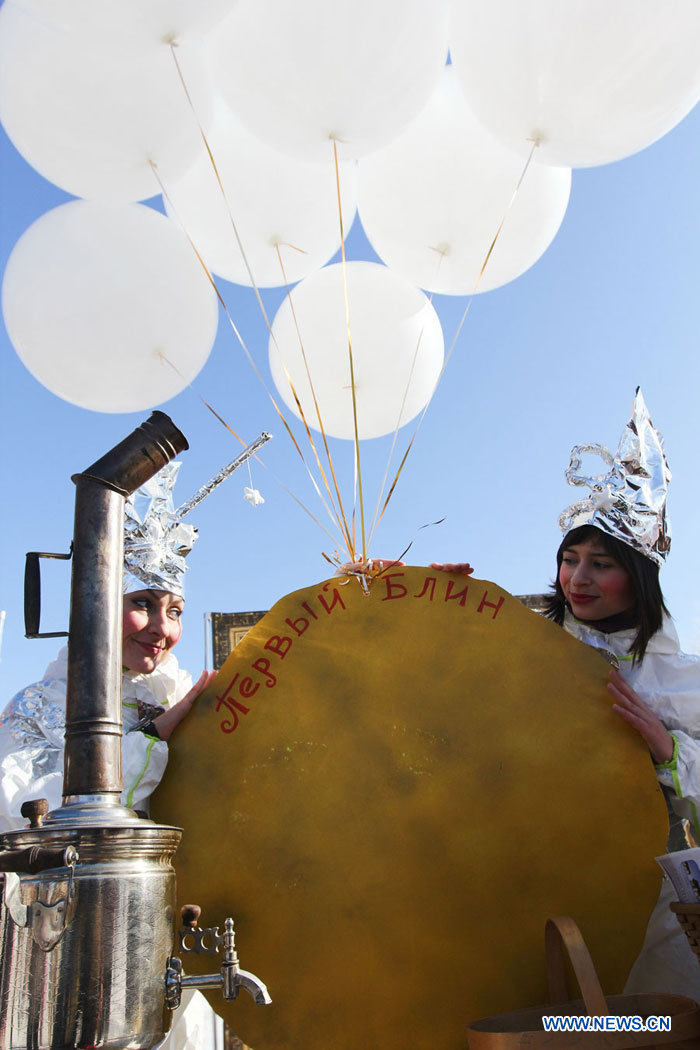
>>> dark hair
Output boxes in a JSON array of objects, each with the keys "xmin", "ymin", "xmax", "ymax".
[{"xmin": 544, "ymin": 524, "xmax": 668, "ymax": 662}]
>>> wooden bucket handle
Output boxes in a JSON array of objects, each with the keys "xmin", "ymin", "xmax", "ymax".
[{"xmin": 545, "ymin": 916, "xmax": 609, "ymax": 1016}]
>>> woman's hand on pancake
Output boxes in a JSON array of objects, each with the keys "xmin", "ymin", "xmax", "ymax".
[
  {"xmin": 607, "ymin": 668, "xmax": 674, "ymax": 764},
  {"xmin": 430, "ymin": 562, "xmax": 475, "ymax": 576},
  {"xmin": 152, "ymin": 669, "xmax": 217, "ymax": 741}
]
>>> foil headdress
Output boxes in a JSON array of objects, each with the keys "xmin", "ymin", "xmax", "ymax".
[
  {"xmin": 123, "ymin": 462, "xmax": 197, "ymax": 596},
  {"xmin": 558, "ymin": 388, "xmax": 671, "ymax": 566},
  {"xmin": 122, "ymin": 431, "xmax": 273, "ymax": 597}
]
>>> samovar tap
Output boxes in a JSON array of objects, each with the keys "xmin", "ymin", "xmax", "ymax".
[{"xmin": 165, "ymin": 905, "xmax": 271, "ymax": 1011}]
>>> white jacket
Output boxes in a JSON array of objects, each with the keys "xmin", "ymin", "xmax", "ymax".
[
  {"xmin": 564, "ymin": 611, "xmax": 700, "ymax": 838},
  {"xmin": 0, "ymin": 647, "xmax": 192, "ymax": 833},
  {"xmin": 564, "ymin": 611, "xmax": 700, "ymax": 998}
]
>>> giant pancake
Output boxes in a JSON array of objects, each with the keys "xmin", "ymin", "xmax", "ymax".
[{"xmin": 153, "ymin": 568, "xmax": 667, "ymax": 1049}]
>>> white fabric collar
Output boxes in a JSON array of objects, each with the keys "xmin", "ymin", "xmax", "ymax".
[
  {"xmin": 563, "ymin": 610, "xmax": 680, "ymax": 655},
  {"xmin": 43, "ymin": 646, "xmax": 184, "ymax": 707}
]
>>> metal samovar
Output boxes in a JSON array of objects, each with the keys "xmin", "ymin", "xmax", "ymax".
[{"xmin": 0, "ymin": 413, "xmax": 269, "ymax": 1050}]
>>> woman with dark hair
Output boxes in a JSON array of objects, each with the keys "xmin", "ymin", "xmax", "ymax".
[
  {"xmin": 436, "ymin": 390, "xmax": 700, "ymax": 998},
  {"xmin": 543, "ymin": 524, "xmax": 681, "ymax": 771},
  {"xmin": 545, "ymin": 523, "xmax": 668, "ymax": 663},
  {"xmin": 546, "ymin": 392, "xmax": 699, "ymax": 999}
]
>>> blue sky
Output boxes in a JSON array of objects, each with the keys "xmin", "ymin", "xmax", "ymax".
[{"xmin": 1, "ymin": 9, "xmax": 699, "ymax": 699}]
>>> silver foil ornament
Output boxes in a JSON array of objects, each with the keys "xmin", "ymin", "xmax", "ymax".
[
  {"xmin": 122, "ymin": 433, "xmax": 273, "ymax": 596},
  {"xmin": 558, "ymin": 388, "xmax": 671, "ymax": 566},
  {"xmin": 123, "ymin": 462, "xmax": 198, "ymax": 596}
]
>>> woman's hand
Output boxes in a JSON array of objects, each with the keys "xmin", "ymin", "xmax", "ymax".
[
  {"xmin": 152, "ymin": 669, "xmax": 217, "ymax": 742},
  {"xmin": 607, "ymin": 668, "xmax": 674, "ymax": 764},
  {"xmin": 430, "ymin": 562, "xmax": 475, "ymax": 576}
]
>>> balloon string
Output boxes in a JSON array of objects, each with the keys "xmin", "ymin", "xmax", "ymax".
[
  {"xmin": 149, "ymin": 161, "xmax": 299, "ymax": 452},
  {"xmin": 373, "ymin": 139, "xmax": 541, "ymax": 529},
  {"xmin": 259, "ymin": 258, "xmax": 351, "ymax": 554},
  {"xmin": 444, "ymin": 138, "xmax": 541, "ymax": 358},
  {"xmin": 473, "ymin": 138, "xmax": 541, "ymax": 288},
  {"xmin": 170, "ymin": 41, "xmax": 324, "ymax": 445},
  {"xmin": 367, "ymin": 318, "xmax": 428, "ymax": 549},
  {"xmin": 375, "ymin": 517, "xmax": 447, "ymax": 576},
  {"xmin": 156, "ymin": 351, "xmax": 344, "ymax": 545},
  {"xmin": 333, "ymin": 137, "xmax": 366, "ymax": 560},
  {"xmin": 367, "ymin": 263, "xmax": 444, "ymax": 549},
  {"xmin": 168, "ymin": 43, "xmax": 313, "ymax": 425},
  {"xmin": 168, "ymin": 43, "xmax": 353, "ymax": 558},
  {"xmin": 275, "ymin": 245, "xmax": 355, "ymax": 557},
  {"xmin": 168, "ymin": 43, "xmax": 275, "ymax": 334},
  {"xmin": 149, "ymin": 162, "xmax": 348, "ymax": 552}
]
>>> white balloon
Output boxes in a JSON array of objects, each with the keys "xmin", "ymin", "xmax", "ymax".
[
  {"xmin": 0, "ymin": 1, "xmax": 214, "ymax": 201},
  {"xmin": 11, "ymin": 0, "xmax": 237, "ymax": 48},
  {"xmin": 269, "ymin": 262, "xmax": 444, "ymax": 440},
  {"xmin": 209, "ymin": 0, "xmax": 450, "ymax": 162},
  {"xmin": 164, "ymin": 99, "xmax": 358, "ymax": 287},
  {"xmin": 449, "ymin": 0, "xmax": 700, "ymax": 168},
  {"xmin": 2, "ymin": 202, "xmax": 219, "ymax": 413},
  {"xmin": 358, "ymin": 68, "xmax": 571, "ymax": 295}
]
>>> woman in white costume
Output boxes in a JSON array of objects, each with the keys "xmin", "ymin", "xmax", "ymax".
[
  {"xmin": 436, "ymin": 389, "xmax": 700, "ymax": 999},
  {"xmin": 0, "ymin": 462, "xmax": 215, "ymax": 831},
  {"xmin": 545, "ymin": 389, "xmax": 700, "ymax": 999}
]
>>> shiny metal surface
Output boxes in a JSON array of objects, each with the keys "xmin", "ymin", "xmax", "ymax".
[
  {"xmin": 122, "ymin": 462, "xmax": 198, "ymax": 598},
  {"xmin": 63, "ymin": 411, "xmax": 187, "ymax": 807},
  {"xmin": 0, "ymin": 413, "xmax": 189, "ymax": 1050},
  {"xmin": 63, "ymin": 480, "xmax": 124, "ymax": 802},
  {"xmin": 122, "ymin": 433, "xmax": 272, "ymax": 598},
  {"xmin": 558, "ymin": 387, "xmax": 671, "ymax": 565},
  {"xmin": 166, "ymin": 912, "xmax": 271, "ymax": 1011},
  {"xmin": 77, "ymin": 411, "xmax": 189, "ymax": 498},
  {"xmin": 174, "ymin": 431, "xmax": 272, "ymax": 518},
  {"xmin": 0, "ymin": 823, "xmax": 181, "ymax": 1050}
]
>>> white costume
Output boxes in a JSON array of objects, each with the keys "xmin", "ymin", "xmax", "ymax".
[
  {"xmin": 0, "ymin": 646, "xmax": 192, "ymax": 832},
  {"xmin": 565, "ymin": 610, "xmax": 700, "ymax": 1000},
  {"xmin": 554, "ymin": 389, "xmax": 700, "ymax": 998}
]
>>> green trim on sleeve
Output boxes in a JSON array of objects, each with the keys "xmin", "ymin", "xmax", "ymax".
[
  {"xmin": 126, "ymin": 737, "xmax": 157, "ymax": 809},
  {"xmin": 656, "ymin": 734, "xmax": 700, "ymax": 842},
  {"xmin": 654, "ymin": 733, "xmax": 679, "ymax": 772}
]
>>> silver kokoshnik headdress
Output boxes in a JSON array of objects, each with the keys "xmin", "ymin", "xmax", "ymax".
[
  {"xmin": 123, "ymin": 432, "xmax": 272, "ymax": 596},
  {"xmin": 122, "ymin": 462, "xmax": 195, "ymax": 597},
  {"xmin": 558, "ymin": 388, "xmax": 671, "ymax": 566}
]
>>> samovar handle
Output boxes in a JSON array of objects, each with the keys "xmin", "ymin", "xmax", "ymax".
[{"xmin": 0, "ymin": 827, "xmax": 79, "ymax": 952}]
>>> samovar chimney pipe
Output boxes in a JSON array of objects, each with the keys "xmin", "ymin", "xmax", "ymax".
[{"xmin": 62, "ymin": 411, "xmax": 188, "ymax": 806}]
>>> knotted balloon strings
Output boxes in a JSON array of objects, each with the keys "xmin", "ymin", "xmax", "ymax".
[
  {"xmin": 368, "ymin": 138, "xmax": 542, "ymax": 539},
  {"xmin": 170, "ymin": 40, "xmax": 430, "ymax": 568},
  {"xmin": 166, "ymin": 43, "xmax": 357, "ymax": 561},
  {"xmin": 325, "ymin": 516, "xmax": 446, "ymax": 595},
  {"xmin": 166, "ymin": 42, "xmax": 539, "ymax": 573}
]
